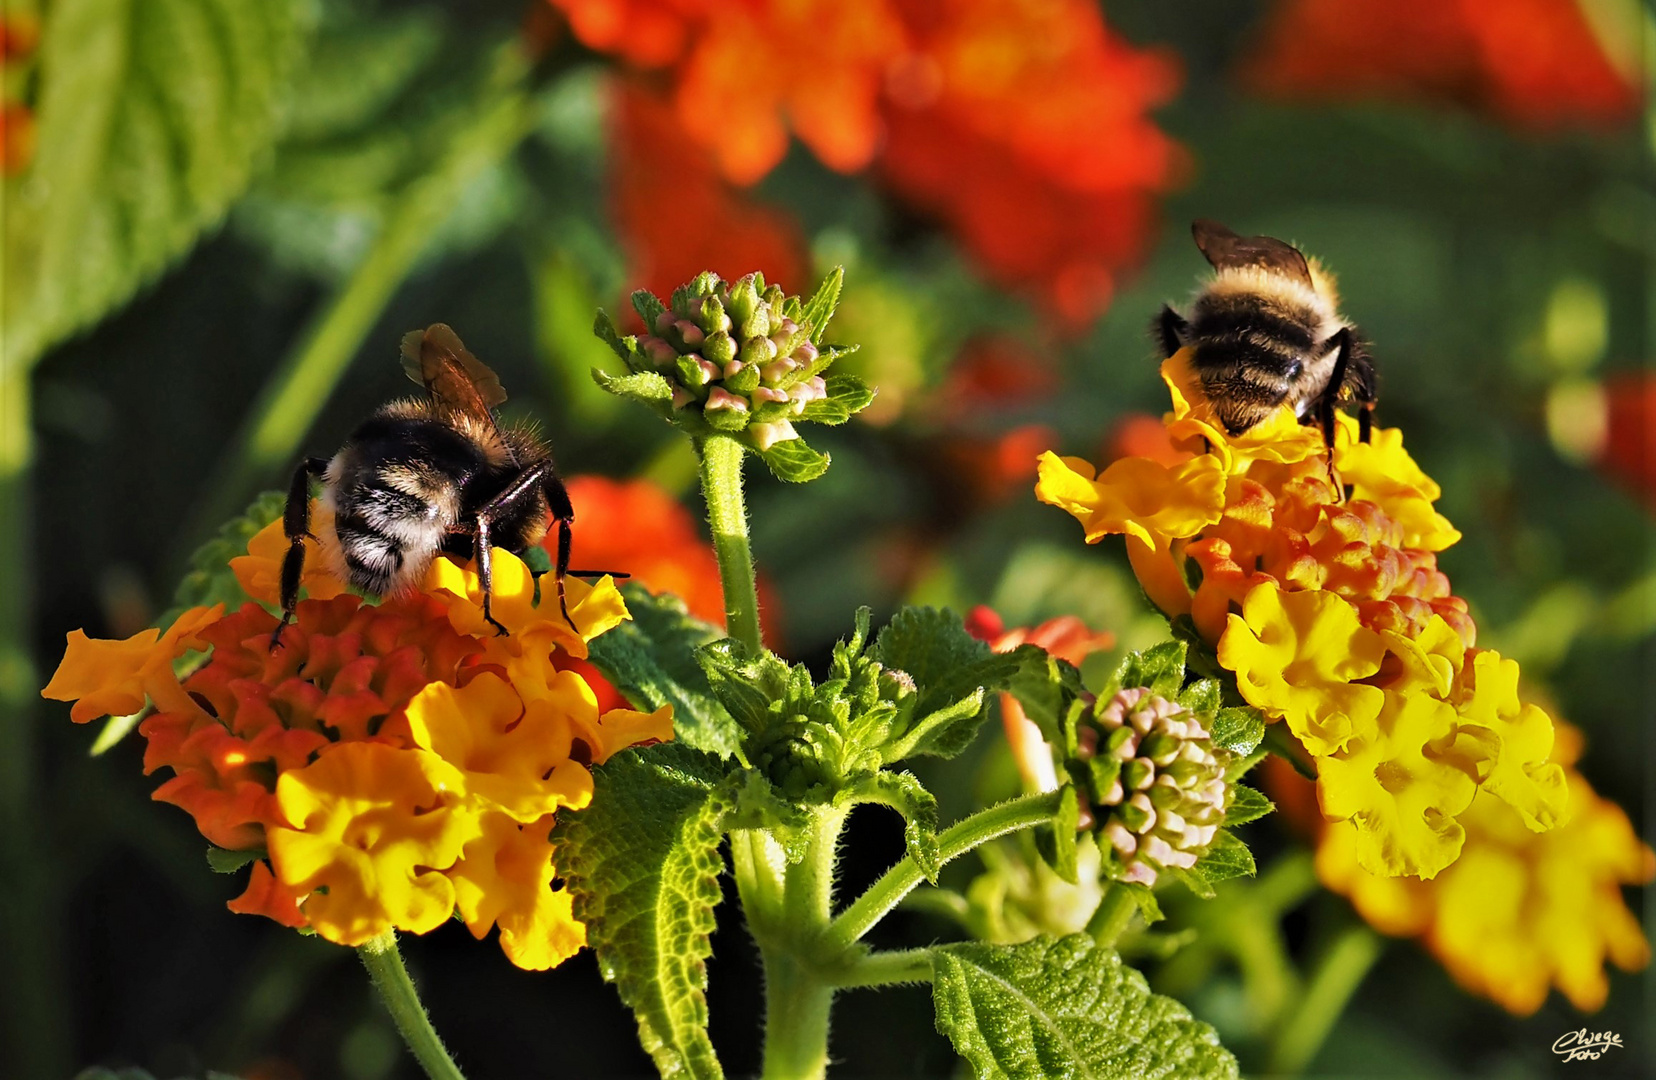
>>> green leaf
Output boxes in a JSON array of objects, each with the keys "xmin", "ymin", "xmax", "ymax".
[
  {"xmin": 594, "ymin": 310, "xmax": 636, "ymax": 362},
  {"xmin": 633, "ymin": 289, "xmax": 670, "ymax": 329},
  {"xmin": 800, "ymin": 266, "xmax": 845, "ymax": 345},
  {"xmin": 796, "ymin": 372, "xmax": 875, "ymax": 425},
  {"xmin": 841, "ymin": 771, "xmax": 941, "ymax": 882},
  {"xmin": 931, "ymin": 935, "xmax": 1238, "ymax": 1080},
  {"xmin": 206, "ymin": 846, "xmax": 263, "ymax": 874},
  {"xmin": 1224, "ymin": 747, "xmax": 1269, "ymax": 782},
  {"xmin": 1190, "ymin": 830, "xmax": 1256, "ymax": 887},
  {"xmin": 1034, "ymin": 787, "xmax": 1080, "ymax": 885},
  {"xmin": 1209, "ymin": 707, "xmax": 1265, "ymax": 755},
  {"xmin": 1106, "ymin": 641, "xmax": 1187, "ymax": 701},
  {"xmin": 1120, "ymin": 882, "xmax": 1163, "ymax": 927},
  {"xmin": 160, "ymin": 490, "xmax": 284, "ymax": 627},
  {"xmin": 1223, "ymin": 786, "xmax": 1274, "ymax": 827},
  {"xmin": 1004, "ymin": 647, "xmax": 1084, "ymax": 742},
  {"xmin": 555, "ymin": 743, "xmax": 730, "ymax": 1080},
  {"xmin": 758, "ymin": 437, "xmax": 831, "ymax": 483},
  {"xmin": 872, "ymin": 607, "xmax": 1023, "ymax": 759},
  {"xmin": 592, "ymin": 366, "xmax": 678, "ymax": 422},
  {"xmin": 5, "ymin": 0, "xmax": 311, "ymax": 369},
  {"xmin": 1176, "ymin": 679, "xmax": 1221, "ymax": 719},
  {"xmin": 587, "ymin": 587, "xmax": 743, "ymax": 759}
]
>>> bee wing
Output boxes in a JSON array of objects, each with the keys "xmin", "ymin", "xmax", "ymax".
[
  {"xmin": 399, "ymin": 323, "xmax": 509, "ymax": 418},
  {"xmin": 1191, "ymin": 219, "xmax": 1313, "ymax": 289}
]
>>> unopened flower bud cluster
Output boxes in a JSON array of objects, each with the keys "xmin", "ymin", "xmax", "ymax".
[
  {"xmin": 1069, "ymin": 687, "xmax": 1228, "ymax": 887},
  {"xmin": 636, "ymin": 272, "xmax": 828, "ymax": 451}
]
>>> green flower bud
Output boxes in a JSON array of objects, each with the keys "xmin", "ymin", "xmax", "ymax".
[
  {"xmin": 704, "ymin": 331, "xmax": 738, "ymax": 365},
  {"xmin": 739, "ymin": 335, "xmax": 778, "ymax": 367}
]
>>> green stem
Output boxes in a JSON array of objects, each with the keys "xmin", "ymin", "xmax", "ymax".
[
  {"xmin": 183, "ymin": 54, "xmax": 534, "ymax": 557},
  {"xmin": 756, "ymin": 806, "xmax": 846, "ymax": 1080},
  {"xmin": 0, "ymin": 365, "xmax": 69, "ymax": 1080},
  {"xmin": 831, "ymin": 948, "xmax": 934, "ymax": 990},
  {"xmin": 359, "ymin": 932, "xmax": 467, "ymax": 1080},
  {"xmin": 698, "ymin": 434, "xmax": 763, "ymax": 653},
  {"xmin": 1265, "ymin": 924, "xmax": 1383, "ymax": 1076},
  {"xmin": 823, "ymin": 790, "xmax": 1064, "ymax": 953},
  {"xmin": 1086, "ymin": 882, "xmax": 1137, "ymax": 947}
]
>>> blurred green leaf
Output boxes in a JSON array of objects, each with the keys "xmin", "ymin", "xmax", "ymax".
[
  {"xmin": 4, "ymin": 0, "xmax": 311, "ymax": 370},
  {"xmin": 757, "ymin": 438, "xmax": 831, "ymax": 483},
  {"xmin": 931, "ymin": 935, "xmax": 1238, "ymax": 1080},
  {"xmin": 205, "ymin": 846, "xmax": 262, "ymax": 875},
  {"xmin": 554, "ymin": 742, "xmax": 730, "ymax": 1080}
]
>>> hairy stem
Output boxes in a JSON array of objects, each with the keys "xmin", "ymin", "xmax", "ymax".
[
  {"xmin": 823, "ymin": 790, "xmax": 1065, "ymax": 953},
  {"xmin": 698, "ymin": 433, "xmax": 763, "ymax": 654},
  {"xmin": 183, "ymin": 53, "xmax": 533, "ymax": 559},
  {"xmin": 831, "ymin": 948, "xmax": 935, "ymax": 990},
  {"xmin": 1266, "ymin": 924, "xmax": 1383, "ymax": 1076},
  {"xmin": 1086, "ymin": 882, "xmax": 1138, "ymax": 947},
  {"xmin": 359, "ymin": 932, "xmax": 467, "ymax": 1080},
  {"xmin": 757, "ymin": 806, "xmax": 846, "ymax": 1080}
]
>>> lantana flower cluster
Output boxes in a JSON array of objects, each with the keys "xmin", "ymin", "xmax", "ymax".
[
  {"xmin": 43, "ymin": 508, "xmax": 672, "ymax": 969},
  {"xmin": 1037, "ymin": 349, "xmax": 1567, "ymax": 880},
  {"xmin": 1298, "ymin": 722, "xmax": 1653, "ymax": 1015}
]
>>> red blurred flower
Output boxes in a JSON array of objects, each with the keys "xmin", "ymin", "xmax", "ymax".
[
  {"xmin": 609, "ymin": 80, "xmax": 809, "ymax": 320},
  {"xmin": 878, "ymin": 0, "xmax": 1182, "ymax": 327},
  {"xmin": 560, "ymin": 475, "xmax": 726, "ymax": 626},
  {"xmin": 1600, "ymin": 370, "xmax": 1656, "ymax": 510},
  {"xmin": 1241, "ymin": 0, "xmax": 1640, "ymax": 130}
]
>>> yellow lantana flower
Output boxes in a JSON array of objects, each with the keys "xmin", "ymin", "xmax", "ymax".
[
  {"xmin": 1317, "ymin": 725, "xmax": 1653, "ymax": 1014},
  {"xmin": 269, "ymin": 741, "xmax": 482, "ymax": 947},
  {"xmin": 1034, "ymin": 450, "xmax": 1226, "ymax": 548},
  {"xmin": 447, "ymin": 811, "xmax": 587, "ymax": 971},
  {"xmin": 1217, "ymin": 582, "xmax": 1385, "ymax": 755},
  {"xmin": 41, "ymin": 604, "xmax": 223, "ymax": 721},
  {"xmin": 1333, "ymin": 418, "xmax": 1461, "ymax": 552},
  {"xmin": 1315, "ymin": 691, "xmax": 1481, "ymax": 879},
  {"xmin": 230, "ymin": 509, "xmax": 349, "ymax": 607},
  {"xmin": 426, "ymin": 548, "xmax": 628, "ymax": 658},
  {"xmin": 1450, "ymin": 650, "xmax": 1568, "ymax": 831}
]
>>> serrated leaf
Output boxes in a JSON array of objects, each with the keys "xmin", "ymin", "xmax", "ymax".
[
  {"xmin": 632, "ymin": 289, "xmax": 670, "ymax": 329},
  {"xmin": 554, "ymin": 743, "xmax": 730, "ymax": 1080},
  {"xmin": 1223, "ymin": 786, "xmax": 1274, "ymax": 827},
  {"xmin": 758, "ymin": 437, "xmax": 830, "ymax": 483},
  {"xmin": 592, "ymin": 366, "xmax": 677, "ymax": 420},
  {"xmin": 796, "ymin": 372, "xmax": 874, "ymax": 425},
  {"xmin": 800, "ymin": 266, "xmax": 845, "ymax": 345},
  {"xmin": 206, "ymin": 846, "xmax": 263, "ymax": 874},
  {"xmin": 1004, "ymin": 647, "xmax": 1084, "ymax": 742},
  {"xmin": 931, "ymin": 935, "xmax": 1238, "ymax": 1080},
  {"xmin": 703, "ymin": 403, "xmax": 751, "ymax": 433},
  {"xmin": 842, "ymin": 771, "xmax": 941, "ymax": 881},
  {"xmin": 1120, "ymin": 882, "xmax": 1163, "ymax": 927},
  {"xmin": 872, "ymin": 608, "xmax": 1023, "ymax": 759},
  {"xmin": 587, "ymin": 587, "xmax": 743, "ymax": 758},
  {"xmin": 1106, "ymin": 641, "xmax": 1187, "ymax": 700},
  {"xmin": 1190, "ymin": 830, "xmax": 1256, "ymax": 886},
  {"xmin": 1209, "ymin": 707, "xmax": 1265, "ymax": 755},
  {"xmin": 1224, "ymin": 747, "xmax": 1269, "ymax": 782},
  {"xmin": 696, "ymin": 639, "xmax": 793, "ymax": 741},
  {"xmin": 1176, "ymin": 679, "xmax": 1221, "ymax": 719},
  {"xmin": 6, "ymin": 0, "xmax": 310, "ymax": 369},
  {"xmin": 594, "ymin": 310, "xmax": 634, "ymax": 362}
]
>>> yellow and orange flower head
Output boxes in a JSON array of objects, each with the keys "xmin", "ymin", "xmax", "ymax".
[
  {"xmin": 43, "ymin": 502, "xmax": 672, "ymax": 967},
  {"xmin": 1037, "ymin": 348, "xmax": 1568, "ymax": 878},
  {"xmin": 1316, "ymin": 723, "xmax": 1653, "ymax": 1015}
]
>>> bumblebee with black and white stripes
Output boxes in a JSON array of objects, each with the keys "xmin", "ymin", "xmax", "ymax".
[
  {"xmin": 1155, "ymin": 219, "xmax": 1377, "ymax": 448},
  {"xmin": 271, "ymin": 324, "xmax": 606, "ymax": 648}
]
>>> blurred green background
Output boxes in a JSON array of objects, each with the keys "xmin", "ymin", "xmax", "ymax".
[{"xmin": 3, "ymin": 0, "xmax": 1650, "ymax": 1077}]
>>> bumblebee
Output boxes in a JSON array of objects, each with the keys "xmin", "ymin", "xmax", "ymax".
[
  {"xmin": 1155, "ymin": 219, "xmax": 1377, "ymax": 447},
  {"xmin": 272, "ymin": 324, "xmax": 606, "ymax": 647}
]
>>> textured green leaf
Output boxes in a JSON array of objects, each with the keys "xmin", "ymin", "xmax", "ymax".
[
  {"xmin": 5, "ymin": 0, "xmax": 310, "ymax": 369},
  {"xmin": 872, "ymin": 607, "xmax": 1022, "ymax": 759},
  {"xmin": 758, "ymin": 437, "xmax": 831, "ymax": 483},
  {"xmin": 555, "ymin": 743, "xmax": 731, "ymax": 1080},
  {"xmin": 633, "ymin": 289, "xmax": 670, "ymax": 329},
  {"xmin": 592, "ymin": 367, "xmax": 678, "ymax": 421},
  {"xmin": 799, "ymin": 265, "xmax": 845, "ymax": 345},
  {"xmin": 587, "ymin": 587, "xmax": 743, "ymax": 759},
  {"xmin": 206, "ymin": 846, "xmax": 263, "ymax": 874},
  {"xmin": 842, "ymin": 771, "xmax": 941, "ymax": 881},
  {"xmin": 1209, "ymin": 707, "xmax": 1265, "ymax": 755},
  {"xmin": 796, "ymin": 372, "xmax": 875, "ymax": 425},
  {"xmin": 1004, "ymin": 647, "xmax": 1084, "ymax": 742},
  {"xmin": 1190, "ymin": 829, "xmax": 1256, "ymax": 886},
  {"xmin": 1105, "ymin": 641, "xmax": 1187, "ymax": 701},
  {"xmin": 1223, "ymin": 786, "xmax": 1274, "ymax": 827},
  {"xmin": 1034, "ymin": 786, "xmax": 1081, "ymax": 885},
  {"xmin": 931, "ymin": 935, "xmax": 1238, "ymax": 1080},
  {"xmin": 594, "ymin": 310, "xmax": 635, "ymax": 362},
  {"xmin": 1176, "ymin": 678, "xmax": 1221, "ymax": 718}
]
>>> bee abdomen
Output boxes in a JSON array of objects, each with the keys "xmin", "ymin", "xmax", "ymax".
[{"xmin": 333, "ymin": 511, "xmax": 407, "ymax": 596}]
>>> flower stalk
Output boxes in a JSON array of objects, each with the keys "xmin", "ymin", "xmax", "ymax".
[
  {"xmin": 359, "ymin": 932, "xmax": 468, "ymax": 1080},
  {"xmin": 698, "ymin": 433, "xmax": 764, "ymax": 654}
]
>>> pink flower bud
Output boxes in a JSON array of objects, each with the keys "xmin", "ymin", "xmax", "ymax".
[
  {"xmin": 791, "ymin": 341, "xmax": 819, "ymax": 364},
  {"xmin": 675, "ymin": 320, "xmax": 704, "ymax": 348},
  {"xmin": 705, "ymin": 387, "xmax": 749, "ymax": 412},
  {"xmin": 654, "ymin": 311, "xmax": 675, "ymax": 336},
  {"xmin": 752, "ymin": 386, "xmax": 789, "ymax": 405},
  {"xmin": 723, "ymin": 359, "xmax": 745, "ymax": 380},
  {"xmin": 749, "ymin": 419, "xmax": 797, "ymax": 451}
]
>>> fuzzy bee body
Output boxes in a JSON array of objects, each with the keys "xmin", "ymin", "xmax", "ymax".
[
  {"xmin": 1157, "ymin": 220, "xmax": 1376, "ymax": 444},
  {"xmin": 272, "ymin": 324, "xmax": 591, "ymax": 648}
]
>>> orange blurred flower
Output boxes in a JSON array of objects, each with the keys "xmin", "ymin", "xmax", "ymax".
[
  {"xmin": 1600, "ymin": 370, "xmax": 1656, "ymax": 510},
  {"xmin": 966, "ymin": 604, "xmax": 1115, "ymax": 793},
  {"xmin": 554, "ymin": 0, "xmax": 1181, "ymax": 328},
  {"xmin": 1241, "ymin": 0, "xmax": 1640, "ymax": 130},
  {"xmin": 560, "ymin": 474, "xmax": 726, "ymax": 626},
  {"xmin": 609, "ymin": 80, "xmax": 808, "ymax": 315}
]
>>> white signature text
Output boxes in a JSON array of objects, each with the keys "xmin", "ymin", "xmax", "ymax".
[{"xmin": 1552, "ymin": 1029, "xmax": 1624, "ymax": 1062}]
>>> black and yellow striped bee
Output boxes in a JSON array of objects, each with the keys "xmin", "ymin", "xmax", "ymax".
[
  {"xmin": 1155, "ymin": 219, "xmax": 1377, "ymax": 446},
  {"xmin": 272, "ymin": 324, "xmax": 606, "ymax": 647}
]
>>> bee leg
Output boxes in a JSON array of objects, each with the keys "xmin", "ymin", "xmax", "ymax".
[
  {"xmin": 541, "ymin": 471, "xmax": 580, "ymax": 634},
  {"xmin": 1319, "ymin": 328, "xmax": 1355, "ymax": 498},
  {"xmin": 1359, "ymin": 402, "xmax": 1374, "ymax": 444},
  {"xmin": 271, "ymin": 457, "xmax": 330, "ymax": 651},
  {"xmin": 471, "ymin": 515, "xmax": 509, "ymax": 637},
  {"xmin": 468, "ymin": 459, "xmax": 567, "ymax": 635},
  {"xmin": 1153, "ymin": 305, "xmax": 1190, "ymax": 358}
]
